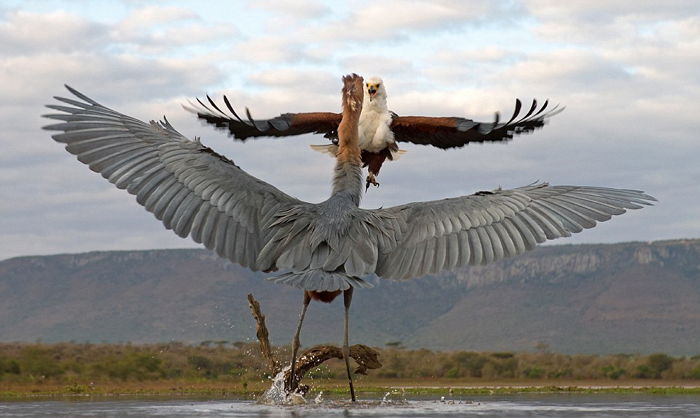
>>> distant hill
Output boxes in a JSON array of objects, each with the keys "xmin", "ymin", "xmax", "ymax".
[{"xmin": 1, "ymin": 239, "xmax": 699, "ymax": 355}]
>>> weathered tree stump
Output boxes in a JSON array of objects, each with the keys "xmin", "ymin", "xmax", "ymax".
[{"xmin": 246, "ymin": 293, "xmax": 382, "ymax": 394}]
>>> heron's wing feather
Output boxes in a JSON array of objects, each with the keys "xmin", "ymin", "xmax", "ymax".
[
  {"xmin": 184, "ymin": 96, "xmax": 342, "ymax": 140},
  {"xmin": 374, "ymin": 183, "xmax": 655, "ymax": 279},
  {"xmin": 44, "ymin": 85, "xmax": 305, "ymax": 271},
  {"xmin": 390, "ymin": 99, "xmax": 564, "ymax": 149}
]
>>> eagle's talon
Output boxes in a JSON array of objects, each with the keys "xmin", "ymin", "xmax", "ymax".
[{"xmin": 365, "ymin": 174, "xmax": 380, "ymax": 191}]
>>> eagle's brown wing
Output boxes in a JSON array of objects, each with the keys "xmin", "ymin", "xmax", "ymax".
[
  {"xmin": 390, "ymin": 99, "xmax": 563, "ymax": 149},
  {"xmin": 184, "ymin": 95, "xmax": 342, "ymax": 141}
]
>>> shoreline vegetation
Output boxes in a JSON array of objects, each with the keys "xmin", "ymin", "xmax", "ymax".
[{"xmin": 1, "ymin": 342, "xmax": 699, "ymax": 399}]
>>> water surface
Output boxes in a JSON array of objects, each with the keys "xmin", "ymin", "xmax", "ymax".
[{"xmin": 2, "ymin": 394, "xmax": 699, "ymax": 417}]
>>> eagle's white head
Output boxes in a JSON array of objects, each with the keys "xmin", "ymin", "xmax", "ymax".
[{"xmin": 364, "ymin": 76, "xmax": 387, "ymax": 104}]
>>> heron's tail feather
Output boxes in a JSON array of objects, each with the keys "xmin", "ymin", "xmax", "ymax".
[{"xmin": 268, "ymin": 269, "xmax": 373, "ymax": 291}]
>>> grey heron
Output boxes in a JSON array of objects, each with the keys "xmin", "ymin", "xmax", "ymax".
[{"xmin": 44, "ymin": 74, "xmax": 654, "ymax": 401}]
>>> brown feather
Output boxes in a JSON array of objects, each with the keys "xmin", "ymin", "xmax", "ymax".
[
  {"xmin": 289, "ymin": 112, "xmax": 342, "ymax": 134},
  {"xmin": 390, "ymin": 99, "xmax": 560, "ymax": 149},
  {"xmin": 361, "ymin": 149, "xmax": 390, "ymax": 176},
  {"xmin": 193, "ymin": 104, "xmax": 341, "ymax": 140},
  {"xmin": 306, "ymin": 290, "xmax": 341, "ymax": 303}
]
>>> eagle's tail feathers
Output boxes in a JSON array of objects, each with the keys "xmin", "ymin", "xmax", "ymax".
[{"xmin": 309, "ymin": 144, "xmax": 339, "ymax": 158}]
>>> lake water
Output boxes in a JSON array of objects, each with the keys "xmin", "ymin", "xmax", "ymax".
[{"xmin": 2, "ymin": 394, "xmax": 699, "ymax": 417}]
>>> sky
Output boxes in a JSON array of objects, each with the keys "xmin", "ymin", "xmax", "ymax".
[{"xmin": 1, "ymin": 0, "xmax": 699, "ymax": 261}]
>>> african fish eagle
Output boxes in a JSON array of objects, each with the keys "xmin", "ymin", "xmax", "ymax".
[{"xmin": 186, "ymin": 76, "xmax": 563, "ymax": 190}]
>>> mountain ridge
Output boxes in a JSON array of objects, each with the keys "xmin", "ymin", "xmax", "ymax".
[{"xmin": 1, "ymin": 239, "xmax": 698, "ymax": 355}]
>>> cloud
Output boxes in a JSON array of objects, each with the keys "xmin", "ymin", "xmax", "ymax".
[
  {"xmin": 0, "ymin": 10, "xmax": 108, "ymax": 54},
  {"xmin": 433, "ymin": 47, "xmax": 517, "ymax": 65},
  {"xmin": 495, "ymin": 49, "xmax": 632, "ymax": 93},
  {"xmin": 527, "ymin": 0, "xmax": 700, "ymax": 22},
  {"xmin": 117, "ymin": 5, "xmax": 198, "ymax": 32},
  {"xmin": 0, "ymin": 6, "xmax": 236, "ymax": 261},
  {"xmin": 1, "ymin": 1, "xmax": 699, "ymax": 261},
  {"xmin": 526, "ymin": 0, "xmax": 700, "ymax": 43},
  {"xmin": 229, "ymin": 0, "xmax": 520, "ymax": 67},
  {"xmin": 1, "ymin": 52, "xmax": 225, "ymax": 106},
  {"xmin": 111, "ymin": 6, "xmax": 238, "ymax": 54},
  {"xmin": 233, "ymin": 36, "xmax": 320, "ymax": 64},
  {"xmin": 302, "ymin": 0, "xmax": 507, "ymax": 43},
  {"xmin": 252, "ymin": 0, "xmax": 331, "ymax": 20},
  {"xmin": 114, "ymin": 23, "xmax": 237, "ymax": 54},
  {"xmin": 338, "ymin": 55, "xmax": 415, "ymax": 76},
  {"xmin": 196, "ymin": 69, "xmax": 341, "ymax": 116},
  {"xmin": 246, "ymin": 69, "xmax": 337, "ymax": 90}
]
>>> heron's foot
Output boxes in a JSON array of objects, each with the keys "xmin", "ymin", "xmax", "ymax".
[
  {"xmin": 365, "ymin": 174, "xmax": 380, "ymax": 191},
  {"xmin": 287, "ymin": 359, "xmax": 296, "ymax": 392}
]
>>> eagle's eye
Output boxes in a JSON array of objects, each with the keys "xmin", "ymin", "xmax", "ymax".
[{"xmin": 376, "ymin": 83, "xmax": 381, "ymax": 88}]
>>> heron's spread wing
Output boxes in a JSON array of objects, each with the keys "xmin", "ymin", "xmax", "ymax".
[
  {"xmin": 374, "ymin": 183, "xmax": 655, "ymax": 279},
  {"xmin": 390, "ymin": 99, "xmax": 563, "ymax": 149},
  {"xmin": 44, "ymin": 85, "xmax": 305, "ymax": 270},
  {"xmin": 184, "ymin": 95, "xmax": 342, "ymax": 141}
]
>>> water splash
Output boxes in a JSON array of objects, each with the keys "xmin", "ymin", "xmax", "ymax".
[
  {"xmin": 381, "ymin": 389, "xmax": 407, "ymax": 405},
  {"xmin": 381, "ymin": 391, "xmax": 391, "ymax": 404},
  {"xmin": 260, "ymin": 368, "xmax": 289, "ymax": 404},
  {"xmin": 259, "ymin": 366, "xmax": 306, "ymax": 405}
]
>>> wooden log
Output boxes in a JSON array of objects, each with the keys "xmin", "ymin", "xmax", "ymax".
[
  {"xmin": 286, "ymin": 344, "xmax": 382, "ymax": 393},
  {"xmin": 246, "ymin": 293, "xmax": 382, "ymax": 394}
]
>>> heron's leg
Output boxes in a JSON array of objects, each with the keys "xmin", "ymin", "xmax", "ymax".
[
  {"xmin": 343, "ymin": 287, "xmax": 356, "ymax": 402},
  {"xmin": 288, "ymin": 291, "xmax": 311, "ymax": 392}
]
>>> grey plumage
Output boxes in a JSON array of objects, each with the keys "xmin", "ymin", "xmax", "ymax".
[
  {"xmin": 269, "ymin": 270, "xmax": 372, "ymax": 291},
  {"xmin": 44, "ymin": 86, "xmax": 656, "ymax": 293}
]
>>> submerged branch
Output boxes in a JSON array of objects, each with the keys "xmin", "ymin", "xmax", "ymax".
[
  {"xmin": 295, "ymin": 344, "xmax": 382, "ymax": 376},
  {"xmin": 246, "ymin": 293, "xmax": 382, "ymax": 394}
]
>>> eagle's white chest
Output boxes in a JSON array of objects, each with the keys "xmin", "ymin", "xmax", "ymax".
[{"xmin": 358, "ymin": 100, "xmax": 394, "ymax": 153}]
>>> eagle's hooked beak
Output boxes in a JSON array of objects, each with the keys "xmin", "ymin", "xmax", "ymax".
[{"xmin": 368, "ymin": 86, "xmax": 377, "ymax": 101}]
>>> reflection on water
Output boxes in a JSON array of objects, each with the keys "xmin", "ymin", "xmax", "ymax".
[{"xmin": 1, "ymin": 394, "xmax": 700, "ymax": 417}]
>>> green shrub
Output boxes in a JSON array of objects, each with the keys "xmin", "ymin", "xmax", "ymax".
[
  {"xmin": 635, "ymin": 365, "xmax": 655, "ymax": 379},
  {"xmin": 453, "ymin": 352, "xmax": 487, "ymax": 377},
  {"xmin": 548, "ymin": 368, "xmax": 574, "ymax": 378},
  {"xmin": 20, "ymin": 346, "xmax": 63, "ymax": 378},
  {"xmin": 635, "ymin": 353, "xmax": 674, "ymax": 379},
  {"xmin": 445, "ymin": 367, "xmax": 460, "ymax": 378},
  {"xmin": 493, "ymin": 357, "xmax": 518, "ymax": 378},
  {"xmin": 646, "ymin": 353, "xmax": 673, "ymax": 378},
  {"xmin": 601, "ymin": 365, "xmax": 626, "ymax": 380},
  {"xmin": 491, "ymin": 352, "xmax": 514, "ymax": 359},
  {"xmin": 522, "ymin": 367, "xmax": 545, "ymax": 379},
  {"xmin": 0, "ymin": 358, "xmax": 21, "ymax": 376}
]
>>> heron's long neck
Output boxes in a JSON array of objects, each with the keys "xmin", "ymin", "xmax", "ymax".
[
  {"xmin": 332, "ymin": 95, "xmax": 363, "ymax": 205},
  {"xmin": 331, "ymin": 160, "xmax": 363, "ymax": 205}
]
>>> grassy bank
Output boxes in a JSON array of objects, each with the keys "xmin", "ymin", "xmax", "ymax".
[{"xmin": 1, "ymin": 342, "xmax": 699, "ymax": 399}]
